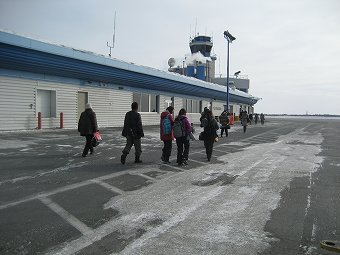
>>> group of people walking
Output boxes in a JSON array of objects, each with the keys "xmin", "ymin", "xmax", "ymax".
[
  {"xmin": 78, "ymin": 102, "xmax": 265, "ymax": 165},
  {"xmin": 239, "ymin": 110, "xmax": 265, "ymax": 133}
]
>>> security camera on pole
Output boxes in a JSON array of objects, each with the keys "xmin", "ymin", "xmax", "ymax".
[{"xmin": 223, "ymin": 30, "xmax": 236, "ymax": 112}]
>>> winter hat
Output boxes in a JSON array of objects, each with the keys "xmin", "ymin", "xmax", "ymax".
[{"xmin": 85, "ymin": 103, "xmax": 92, "ymax": 109}]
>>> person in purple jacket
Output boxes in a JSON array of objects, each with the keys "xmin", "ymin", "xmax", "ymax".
[{"xmin": 175, "ymin": 108, "xmax": 192, "ymax": 166}]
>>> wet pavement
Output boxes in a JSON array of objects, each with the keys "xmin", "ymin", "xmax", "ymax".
[{"xmin": 0, "ymin": 117, "xmax": 339, "ymax": 255}]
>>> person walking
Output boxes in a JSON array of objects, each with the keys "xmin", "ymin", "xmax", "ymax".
[
  {"xmin": 203, "ymin": 110, "xmax": 219, "ymax": 161},
  {"xmin": 160, "ymin": 106, "xmax": 174, "ymax": 163},
  {"xmin": 260, "ymin": 113, "xmax": 265, "ymax": 125},
  {"xmin": 240, "ymin": 110, "xmax": 249, "ymax": 133},
  {"xmin": 78, "ymin": 103, "xmax": 98, "ymax": 157},
  {"xmin": 200, "ymin": 107, "xmax": 209, "ymax": 128},
  {"xmin": 249, "ymin": 113, "xmax": 253, "ymax": 125},
  {"xmin": 219, "ymin": 110, "xmax": 230, "ymax": 137},
  {"xmin": 174, "ymin": 108, "xmax": 192, "ymax": 166},
  {"xmin": 120, "ymin": 102, "xmax": 144, "ymax": 164},
  {"xmin": 254, "ymin": 113, "xmax": 259, "ymax": 124}
]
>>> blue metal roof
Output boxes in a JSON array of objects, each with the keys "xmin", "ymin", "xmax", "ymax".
[{"xmin": 0, "ymin": 31, "xmax": 258, "ymax": 105}]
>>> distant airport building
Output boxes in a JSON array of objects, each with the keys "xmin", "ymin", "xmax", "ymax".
[{"xmin": 0, "ymin": 31, "xmax": 259, "ymax": 130}]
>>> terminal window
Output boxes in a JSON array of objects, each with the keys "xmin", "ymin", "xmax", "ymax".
[
  {"xmin": 133, "ymin": 93, "xmax": 159, "ymax": 113},
  {"xmin": 183, "ymin": 99, "xmax": 200, "ymax": 113}
]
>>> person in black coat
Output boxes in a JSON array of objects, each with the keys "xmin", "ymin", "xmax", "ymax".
[
  {"xmin": 121, "ymin": 102, "xmax": 145, "ymax": 164},
  {"xmin": 203, "ymin": 110, "xmax": 219, "ymax": 161},
  {"xmin": 78, "ymin": 103, "xmax": 98, "ymax": 157},
  {"xmin": 219, "ymin": 110, "xmax": 230, "ymax": 137}
]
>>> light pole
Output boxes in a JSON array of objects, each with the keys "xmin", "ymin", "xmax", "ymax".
[{"xmin": 223, "ymin": 30, "xmax": 236, "ymax": 112}]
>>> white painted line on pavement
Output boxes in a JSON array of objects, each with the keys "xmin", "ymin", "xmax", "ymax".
[
  {"xmin": 39, "ymin": 197, "xmax": 92, "ymax": 235},
  {"xmin": 162, "ymin": 164, "xmax": 185, "ymax": 172},
  {"xmin": 90, "ymin": 180, "xmax": 125, "ymax": 195},
  {"xmin": 0, "ymin": 170, "xmax": 150, "ymax": 210},
  {"xmin": 135, "ymin": 173, "xmax": 157, "ymax": 182}
]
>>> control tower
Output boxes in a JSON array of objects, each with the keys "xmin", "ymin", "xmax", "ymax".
[
  {"xmin": 189, "ymin": 35, "xmax": 213, "ymax": 57},
  {"xmin": 167, "ymin": 34, "xmax": 216, "ymax": 82},
  {"xmin": 187, "ymin": 35, "xmax": 216, "ymax": 82}
]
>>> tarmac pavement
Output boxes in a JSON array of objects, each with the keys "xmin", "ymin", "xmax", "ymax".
[{"xmin": 0, "ymin": 117, "xmax": 340, "ymax": 255}]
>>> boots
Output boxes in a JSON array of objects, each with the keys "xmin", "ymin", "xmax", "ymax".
[
  {"xmin": 120, "ymin": 152, "xmax": 127, "ymax": 165},
  {"xmin": 134, "ymin": 156, "xmax": 142, "ymax": 163},
  {"xmin": 161, "ymin": 155, "xmax": 170, "ymax": 163},
  {"xmin": 164, "ymin": 156, "xmax": 170, "ymax": 164}
]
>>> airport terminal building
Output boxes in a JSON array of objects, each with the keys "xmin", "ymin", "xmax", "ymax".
[{"xmin": 0, "ymin": 31, "xmax": 259, "ymax": 131}]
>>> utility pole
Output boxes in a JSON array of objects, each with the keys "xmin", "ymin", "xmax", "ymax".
[{"xmin": 223, "ymin": 30, "xmax": 236, "ymax": 112}]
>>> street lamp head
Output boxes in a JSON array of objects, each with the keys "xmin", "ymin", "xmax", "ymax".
[
  {"xmin": 234, "ymin": 71, "xmax": 241, "ymax": 77},
  {"xmin": 224, "ymin": 30, "xmax": 236, "ymax": 42}
]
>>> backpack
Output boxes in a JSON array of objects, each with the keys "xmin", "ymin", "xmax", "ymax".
[
  {"xmin": 162, "ymin": 115, "xmax": 171, "ymax": 135},
  {"xmin": 173, "ymin": 119, "xmax": 185, "ymax": 138}
]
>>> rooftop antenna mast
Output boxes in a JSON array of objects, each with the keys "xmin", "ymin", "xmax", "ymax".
[
  {"xmin": 107, "ymin": 11, "xmax": 116, "ymax": 57},
  {"xmin": 195, "ymin": 18, "xmax": 197, "ymax": 36}
]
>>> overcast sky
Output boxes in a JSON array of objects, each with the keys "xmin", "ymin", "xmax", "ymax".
[{"xmin": 1, "ymin": 0, "xmax": 339, "ymax": 114}]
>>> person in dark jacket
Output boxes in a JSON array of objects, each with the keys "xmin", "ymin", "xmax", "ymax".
[
  {"xmin": 240, "ymin": 110, "xmax": 249, "ymax": 133},
  {"xmin": 260, "ymin": 113, "xmax": 265, "ymax": 125},
  {"xmin": 78, "ymin": 103, "xmax": 98, "ymax": 157},
  {"xmin": 121, "ymin": 102, "xmax": 144, "ymax": 164},
  {"xmin": 160, "ymin": 106, "xmax": 174, "ymax": 163},
  {"xmin": 219, "ymin": 110, "xmax": 230, "ymax": 137},
  {"xmin": 254, "ymin": 113, "xmax": 259, "ymax": 124},
  {"xmin": 249, "ymin": 113, "xmax": 253, "ymax": 125},
  {"xmin": 200, "ymin": 107, "xmax": 209, "ymax": 128},
  {"xmin": 203, "ymin": 110, "xmax": 219, "ymax": 161}
]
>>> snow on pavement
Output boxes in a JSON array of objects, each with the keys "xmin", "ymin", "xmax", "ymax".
[{"xmin": 106, "ymin": 128, "xmax": 323, "ymax": 255}]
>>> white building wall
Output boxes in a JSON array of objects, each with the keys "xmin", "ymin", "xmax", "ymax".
[
  {"xmin": 0, "ymin": 77, "xmax": 37, "ymax": 130},
  {"xmin": 159, "ymin": 95, "xmax": 171, "ymax": 111},
  {"xmin": 89, "ymin": 88, "xmax": 131, "ymax": 128},
  {"xmin": 186, "ymin": 113, "xmax": 201, "ymax": 125},
  {"xmin": 173, "ymin": 97, "xmax": 184, "ymax": 114},
  {"xmin": 139, "ymin": 112, "xmax": 160, "ymax": 126},
  {"xmin": 0, "ymin": 76, "xmax": 134, "ymax": 130},
  {"xmin": 0, "ymin": 75, "xmax": 247, "ymax": 131},
  {"xmin": 35, "ymin": 80, "xmax": 133, "ymax": 129},
  {"xmin": 202, "ymin": 100, "xmax": 211, "ymax": 109},
  {"xmin": 36, "ymin": 80, "xmax": 76, "ymax": 129}
]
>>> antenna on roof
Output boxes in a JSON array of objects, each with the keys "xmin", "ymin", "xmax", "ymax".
[
  {"xmin": 195, "ymin": 18, "xmax": 197, "ymax": 36},
  {"xmin": 107, "ymin": 11, "xmax": 116, "ymax": 57}
]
